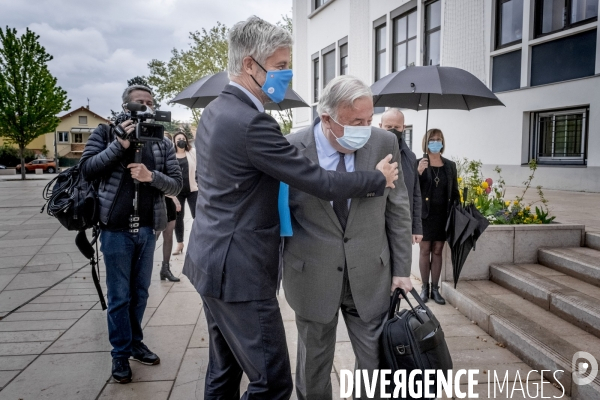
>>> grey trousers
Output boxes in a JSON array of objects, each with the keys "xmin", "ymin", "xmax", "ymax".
[{"xmin": 295, "ymin": 274, "xmax": 387, "ymax": 400}]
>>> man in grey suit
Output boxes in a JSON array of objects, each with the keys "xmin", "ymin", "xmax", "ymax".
[{"xmin": 282, "ymin": 76, "xmax": 414, "ymax": 400}]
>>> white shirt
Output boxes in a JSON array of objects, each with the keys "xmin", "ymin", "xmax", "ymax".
[
  {"xmin": 314, "ymin": 121, "xmax": 354, "ymax": 208},
  {"xmin": 229, "ymin": 81, "xmax": 264, "ymax": 112}
]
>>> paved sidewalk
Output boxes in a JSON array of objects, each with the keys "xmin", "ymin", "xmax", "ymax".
[{"xmin": 0, "ymin": 179, "xmax": 585, "ymax": 398}]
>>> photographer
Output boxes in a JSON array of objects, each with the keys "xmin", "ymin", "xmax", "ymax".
[{"xmin": 79, "ymin": 85, "xmax": 182, "ymax": 384}]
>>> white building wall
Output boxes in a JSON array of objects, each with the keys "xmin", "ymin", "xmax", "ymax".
[{"xmin": 293, "ymin": 0, "xmax": 600, "ymax": 192}]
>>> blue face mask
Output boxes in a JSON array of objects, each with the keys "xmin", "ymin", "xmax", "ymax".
[
  {"xmin": 428, "ymin": 141, "xmax": 443, "ymax": 153},
  {"xmin": 251, "ymin": 57, "xmax": 293, "ymax": 103},
  {"xmin": 329, "ymin": 117, "xmax": 371, "ymax": 151}
]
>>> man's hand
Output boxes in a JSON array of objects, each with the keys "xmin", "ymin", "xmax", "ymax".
[
  {"xmin": 127, "ymin": 163, "xmax": 153, "ymax": 182},
  {"xmin": 391, "ymin": 276, "xmax": 413, "ymax": 295},
  {"xmin": 412, "ymin": 234, "xmax": 423, "ymax": 245},
  {"xmin": 376, "ymin": 154, "xmax": 399, "ymax": 189},
  {"xmin": 115, "ymin": 120, "xmax": 135, "ymax": 149}
]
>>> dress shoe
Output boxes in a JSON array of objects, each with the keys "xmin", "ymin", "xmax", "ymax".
[
  {"xmin": 160, "ymin": 262, "xmax": 180, "ymax": 282},
  {"xmin": 431, "ymin": 284, "xmax": 446, "ymax": 305},
  {"xmin": 419, "ymin": 283, "xmax": 430, "ymax": 303},
  {"xmin": 112, "ymin": 357, "xmax": 132, "ymax": 384},
  {"xmin": 130, "ymin": 342, "xmax": 161, "ymax": 365},
  {"xmin": 172, "ymin": 242, "xmax": 184, "ymax": 255}
]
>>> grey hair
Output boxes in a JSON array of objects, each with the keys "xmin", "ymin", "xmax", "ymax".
[
  {"xmin": 227, "ymin": 16, "xmax": 293, "ymax": 78},
  {"xmin": 122, "ymin": 85, "xmax": 154, "ymax": 104},
  {"xmin": 317, "ymin": 75, "xmax": 373, "ymax": 120},
  {"xmin": 381, "ymin": 107, "xmax": 404, "ymax": 119}
]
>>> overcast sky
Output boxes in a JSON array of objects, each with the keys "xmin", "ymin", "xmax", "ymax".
[{"xmin": 1, "ymin": 0, "xmax": 292, "ymax": 122}]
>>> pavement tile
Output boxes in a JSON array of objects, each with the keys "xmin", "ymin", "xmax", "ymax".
[
  {"xmin": 0, "ymin": 255, "xmax": 33, "ymax": 269},
  {"xmin": 0, "ymin": 319, "xmax": 78, "ymax": 332},
  {"xmin": 20, "ymin": 264, "xmax": 60, "ymax": 273},
  {"xmin": 0, "ymin": 274, "xmax": 15, "ymax": 292},
  {"xmin": 19, "ymin": 301, "xmax": 97, "ymax": 312},
  {"xmin": 31, "ymin": 294, "xmax": 100, "ymax": 304},
  {"xmin": 44, "ymin": 310, "xmax": 109, "ymax": 354},
  {"xmin": 443, "ymin": 323, "xmax": 487, "ymax": 337},
  {"xmin": 44, "ymin": 287, "xmax": 99, "ymax": 296},
  {"xmin": 188, "ymin": 310, "xmax": 209, "ymax": 348},
  {"xmin": 4, "ymin": 270, "xmax": 72, "ymax": 291},
  {"xmin": 98, "ymin": 381, "xmax": 173, "ymax": 400},
  {"xmin": 0, "ymin": 352, "xmax": 112, "ymax": 399},
  {"xmin": 0, "ymin": 369, "xmax": 20, "ymax": 389},
  {"xmin": 142, "ymin": 307, "xmax": 156, "ymax": 328},
  {"xmin": 0, "ymin": 268, "xmax": 21, "ymax": 276},
  {"xmin": 333, "ymin": 341, "xmax": 355, "ymax": 374},
  {"xmin": 129, "ymin": 324, "xmax": 194, "ymax": 382},
  {"xmin": 279, "ymin": 293, "xmax": 296, "ymax": 322},
  {"xmin": 35, "ymin": 244, "xmax": 81, "ymax": 255},
  {"xmin": 145, "ymin": 281, "xmax": 173, "ymax": 309},
  {"xmin": 452, "ymin": 347, "xmax": 523, "ymax": 366},
  {"xmin": 2, "ymin": 309, "xmax": 87, "ymax": 322},
  {"xmin": 27, "ymin": 252, "xmax": 87, "ymax": 267},
  {"xmin": 446, "ymin": 335, "xmax": 499, "ymax": 351},
  {"xmin": 0, "ymin": 238, "xmax": 47, "ymax": 249},
  {"xmin": 0, "ymin": 287, "xmax": 46, "ymax": 313},
  {"xmin": 0, "ymin": 330, "xmax": 64, "ymax": 343},
  {"xmin": 0, "ymin": 355, "xmax": 36, "ymax": 370},
  {"xmin": 0, "ymin": 341, "xmax": 51, "ymax": 356},
  {"xmin": 170, "ymin": 347, "xmax": 208, "ymax": 400},
  {"xmin": 147, "ymin": 291, "xmax": 201, "ymax": 326},
  {"xmin": 0, "ymin": 246, "xmax": 41, "ymax": 257}
]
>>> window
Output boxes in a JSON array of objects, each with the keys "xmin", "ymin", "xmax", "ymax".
[
  {"xmin": 393, "ymin": 9, "xmax": 417, "ymax": 72},
  {"xmin": 323, "ymin": 49, "xmax": 336, "ymax": 88},
  {"xmin": 424, "ymin": 1, "xmax": 442, "ymax": 66},
  {"xmin": 533, "ymin": 107, "xmax": 587, "ymax": 165},
  {"xmin": 73, "ymin": 133, "xmax": 83, "ymax": 143},
  {"xmin": 313, "ymin": 58, "xmax": 320, "ymax": 102},
  {"xmin": 531, "ymin": 29, "xmax": 596, "ymax": 86},
  {"xmin": 497, "ymin": 0, "xmax": 524, "ymax": 48},
  {"xmin": 314, "ymin": 0, "xmax": 330, "ymax": 10},
  {"xmin": 492, "ymin": 50, "xmax": 522, "ymax": 92},
  {"xmin": 57, "ymin": 131, "xmax": 69, "ymax": 143},
  {"xmin": 79, "ymin": 116, "xmax": 87, "ymax": 125},
  {"xmin": 534, "ymin": 0, "xmax": 598, "ymax": 37},
  {"xmin": 339, "ymin": 43, "xmax": 348, "ymax": 75},
  {"xmin": 403, "ymin": 126, "xmax": 413, "ymax": 150},
  {"xmin": 374, "ymin": 24, "xmax": 387, "ymax": 81}
]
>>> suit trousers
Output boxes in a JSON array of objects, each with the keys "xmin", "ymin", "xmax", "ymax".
[
  {"xmin": 295, "ymin": 272, "xmax": 387, "ymax": 400},
  {"xmin": 201, "ymin": 295, "xmax": 293, "ymax": 400}
]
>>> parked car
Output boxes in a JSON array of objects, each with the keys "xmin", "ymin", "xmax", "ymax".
[
  {"xmin": 15, "ymin": 159, "xmax": 56, "ymax": 173},
  {"xmin": 0, "ymin": 164, "xmax": 5, "ymax": 169}
]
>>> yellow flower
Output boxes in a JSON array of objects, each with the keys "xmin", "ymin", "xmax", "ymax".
[
  {"xmin": 481, "ymin": 181, "xmax": 489, "ymax": 189},
  {"xmin": 525, "ymin": 206, "xmax": 531, "ymax": 211},
  {"xmin": 518, "ymin": 212, "xmax": 523, "ymax": 217},
  {"xmin": 513, "ymin": 200, "xmax": 519, "ymax": 206},
  {"xmin": 457, "ymin": 177, "xmax": 463, "ymax": 183},
  {"xmin": 505, "ymin": 201, "xmax": 510, "ymax": 207},
  {"xmin": 476, "ymin": 187, "xmax": 483, "ymax": 195},
  {"xmin": 474, "ymin": 198, "xmax": 478, "ymax": 204},
  {"xmin": 533, "ymin": 215, "xmax": 538, "ymax": 220}
]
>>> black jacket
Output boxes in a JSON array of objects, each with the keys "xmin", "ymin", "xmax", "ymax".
[
  {"xmin": 399, "ymin": 138, "xmax": 423, "ymax": 235},
  {"xmin": 417, "ymin": 156, "xmax": 460, "ymax": 219},
  {"xmin": 182, "ymin": 84, "xmax": 387, "ymax": 302},
  {"xmin": 79, "ymin": 124, "xmax": 183, "ymax": 232}
]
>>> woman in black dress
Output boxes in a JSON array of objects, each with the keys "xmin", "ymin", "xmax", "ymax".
[
  {"xmin": 417, "ymin": 129, "xmax": 460, "ymax": 304},
  {"xmin": 172, "ymin": 132, "xmax": 198, "ymax": 255}
]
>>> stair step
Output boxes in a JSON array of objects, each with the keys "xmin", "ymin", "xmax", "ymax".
[
  {"xmin": 490, "ymin": 264, "xmax": 600, "ymax": 337},
  {"xmin": 586, "ymin": 232, "xmax": 600, "ymax": 251},
  {"xmin": 442, "ymin": 280, "xmax": 600, "ymax": 399},
  {"xmin": 539, "ymin": 247, "xmax": 600, "ymax": 286}
]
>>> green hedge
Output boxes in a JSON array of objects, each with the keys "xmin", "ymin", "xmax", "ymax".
[
  {"xmin": 58, "ymin": 157, "xmax": 79, "ymax": 167},
  {"xmin": 0, "ymin": 145, "xmax": 36, "ymax": 167}
]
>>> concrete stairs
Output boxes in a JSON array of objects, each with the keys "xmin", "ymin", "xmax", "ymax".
[{"xmin": 442, "ymin": 232, "xmax": 600, "ymax": 399}]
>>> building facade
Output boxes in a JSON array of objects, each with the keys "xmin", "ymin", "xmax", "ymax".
[{"xmin": 293, "ymin": 0, "xmax": 600, "ymax": 192}]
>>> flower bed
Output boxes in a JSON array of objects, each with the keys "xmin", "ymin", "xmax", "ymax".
[{"xmin": 454, "ymin": 158, "xmax": 555, "ymax": 225}]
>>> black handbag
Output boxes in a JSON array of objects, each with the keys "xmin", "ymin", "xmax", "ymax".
[{"xmin": 381, "ymin": 288, "xmax": 453, "ymax": 398}]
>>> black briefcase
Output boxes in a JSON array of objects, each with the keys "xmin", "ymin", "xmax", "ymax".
[{"xmin": 381, "ymin": 288, "xmax": 453, "ymax": 398}]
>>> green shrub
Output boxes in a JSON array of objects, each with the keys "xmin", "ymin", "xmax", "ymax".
[{"xmin": 0, "ymin": 144, "xmax": 36, "ymax": 167}]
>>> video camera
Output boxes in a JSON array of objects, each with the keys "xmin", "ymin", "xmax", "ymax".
[{"xmin": 113, "ymin": 103, "xmax": 171, "ymax": 143}]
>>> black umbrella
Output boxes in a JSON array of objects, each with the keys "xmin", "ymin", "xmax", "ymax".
[
  {"xmin": 170, "ymin": 71, "xmax": 309, "ymax": 111},
  {"xmin": 446, "ymin": 189, "xmax": 490, "ymax": 288},
  {"xmin": 370, "ymin": 66, "xmax": 504, "ymax": 136}
]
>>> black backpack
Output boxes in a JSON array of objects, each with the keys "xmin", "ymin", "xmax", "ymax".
[
  {"xmin": 381, "ymin": 288, "xmax": 453, "ymax": 399},
  {"xmin": 41, "ymin": 159, "xmax": 106, "ymax": 310}
]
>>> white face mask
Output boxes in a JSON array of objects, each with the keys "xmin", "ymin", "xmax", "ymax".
[{"xmin": 328, "ymin": 117, "xmax": 371, "ymax": 151}]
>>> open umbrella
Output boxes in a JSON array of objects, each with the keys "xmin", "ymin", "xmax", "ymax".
[
  {"xmin": 370, "ymin": 66, "xmax": 504, "ymax": 136},
  {"xmin": 170, "ymin": 71, "xmax": 309, "ymax": 111}
]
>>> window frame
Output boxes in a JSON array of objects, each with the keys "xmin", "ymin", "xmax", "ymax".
[
  {"xmin": 424, "ymin": 0, "xmax": 442, "ymax": 66},
  {"xmin": 533, "ymin": 0, "xmax": 598, "ymax": 39},
  {"xmin": 392, "ymin": 8, "xmax": 418, "ymax": 72},
  {"xmin": 339, "ymin": 41, "xmax": 348, "ymax": 76},
  {"xmin": 496, "ymin": 0, "xmax": 525, "ymax": 49},
  {"xmin": 313, "ymin": 56, "xmax": 320, "ymax": 103},
  {"xmin": 403, "ymin": 125, "xmax": 414, "ymax": 150},
  {"xmin": 322, "ymin": 46, "xmax": 336, "ymax": 89},
  {"xmin": 57, "ymin": 131, "xmax": 69, "ymax": 143},
  {"xmin": 374, "ymin": 22, "xmax": 388, "ymax": 81},
  {"xmin": 531, "ymin": 106, "xmax": 589, "ymax": 165},
  {"xmin": 73, "ymin": 133, "xmax": 83, "ymax": 143},
  {"xmin": 79, "ymin": 116, "xmax": 88, "ymax": 125}
]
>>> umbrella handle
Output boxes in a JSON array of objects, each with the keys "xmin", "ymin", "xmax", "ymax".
[{"xmin": 463, "ymin": 187, "xmax": 468, "ymax": 206}]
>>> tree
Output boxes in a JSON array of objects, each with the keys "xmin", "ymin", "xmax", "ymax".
[
  {"xmin": 147, "ymin": 23, "xmax": 228, "ymax": 123},
  {"xmin": 0, "ymin": 27, "xmax": 70, "ymax": 179}
]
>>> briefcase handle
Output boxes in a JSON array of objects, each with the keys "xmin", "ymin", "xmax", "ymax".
[{"xmin": 390, "ymin": 288, "xmax": 437, "ymax": 325}]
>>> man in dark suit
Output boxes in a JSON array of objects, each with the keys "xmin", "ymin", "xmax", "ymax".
[
  {"xmin": 380, "ymin": 108, "xmax": 423, "ymax": 244},
  {"xmin": 182, "ymin": 16, "xmax": 399, "ymax": 399}
]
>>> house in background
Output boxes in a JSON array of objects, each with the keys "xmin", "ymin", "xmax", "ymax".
[
  {"xmin": 292, "ymin": 0, "xmax": 600, "ymax": 192},
  {"xmin": 0, "ymin": 106, "xmax": 109, "ymax": 164}
]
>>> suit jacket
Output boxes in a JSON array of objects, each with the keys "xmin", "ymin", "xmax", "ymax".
[
  {"xmin": 182, "ymin": 85, "xmax": 387, "ymax": 302},
  {"xmin": 282, "ymin": 122, "xmax": 413, "ymax": 324},
  {"xmin": 399, "ymin": 138, "xmax": 423, "ymax": 235},
  {"xmin": 417, "ymin": 156, "xmax": 461, "ymax": 219}
]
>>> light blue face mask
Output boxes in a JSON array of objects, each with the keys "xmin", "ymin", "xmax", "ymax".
[
  {"xmin": 251, "ymin": 57, "xmax": 293, "ymax": 103},
  {"xmin": 428, "ymin": 141, "xmax": 443, "ymax": 153},
  {"xmin": 328, "ymin": 117, "xmax": 371, "ymax": 151}
]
